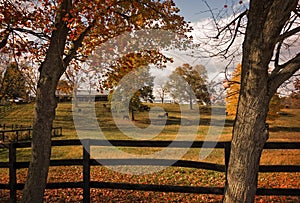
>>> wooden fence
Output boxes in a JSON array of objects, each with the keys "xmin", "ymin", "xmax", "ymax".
[
  {"xmin": 0, "ymin": 127, "xmax": 63, "ymax": 142},
  {"xmin": 0, "ymin": 124, "xmax": 31, "ymax": 130},
  {"xmin": 0, "ymin": 139, "xmax": 299, "ymax": 203}
]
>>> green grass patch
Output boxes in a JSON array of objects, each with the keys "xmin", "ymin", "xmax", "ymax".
[{"xmin": 0, "ymin": 102, "xmax": 299, "ymax": 166}]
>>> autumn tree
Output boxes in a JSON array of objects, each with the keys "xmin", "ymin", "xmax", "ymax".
[
  {"xmin": 166, "ymin": 63, "xmax": 210, "ymax": 109},
  {"xmin": 155, "ymin": 80, "xmax": 168, "ymax": 103},
  {"xmin": 201, "ymin": 0, "xmax": 300, "ymax": 202},
  {"xmin": 103, "ymin": 52, "xmax": 156, "ymax": 120},
  {"xmin": 0, "ymin": 62, "xmax": 28, "ymax": 102},
  {"xmin": 225, "ymin": 64, "xmax": 284, "ymax": 118},
  {"xmin": 1, "ymin": 0, "xmax": 190, "ymax": 202}
]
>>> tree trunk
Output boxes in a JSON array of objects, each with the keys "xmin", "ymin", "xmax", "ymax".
[
  {"xmin": 21, "ymin": 60, "xmax": 60, "ymax": 202},
  {"xmin": 131, "ymin": 109, "xmax": 135, "ymax": 121},
  {"xmin": 21, "ymin": 0, "xmax": 71, "ymax": 202},
  {"xmin": 223, "ymin": 93, "xmax": 270, "ymax": 202},
  {"xmin": 189, "ymin": 94, "xmax": 193, "ymax": 110},
  {"xmin": 223, "ymin": 0, "xmax": 298, "ymax": 202}
]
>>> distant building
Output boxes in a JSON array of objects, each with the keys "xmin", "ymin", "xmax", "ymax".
[{"xmin": 57, "ymin": 90, "xmax": 108, "ymax": 102}]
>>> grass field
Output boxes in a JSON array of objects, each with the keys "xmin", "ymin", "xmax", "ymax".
[{"xmin": 0, "ymin": 102, "xmax": 299, "ymax": 202}]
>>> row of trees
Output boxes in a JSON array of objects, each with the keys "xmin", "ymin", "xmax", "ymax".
[{"xmin": 1, "ymin": 60, "xmax": 296, "ymax": 115}]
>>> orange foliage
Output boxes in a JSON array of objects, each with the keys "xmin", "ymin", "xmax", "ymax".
[{"xmin": 225, "ymin": 64, "xmax": 283, "ymax": 118}]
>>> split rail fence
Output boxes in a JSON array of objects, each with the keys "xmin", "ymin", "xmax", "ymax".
[{"xmin": 0, "ymin": 139, "xmax": 299, "ymax": 203}]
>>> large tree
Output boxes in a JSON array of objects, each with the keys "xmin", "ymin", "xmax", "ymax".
[
  {"xmin": 0, "ymin": 0, "xmax": 190, "ymax": 202},
  {"xmin": 103, "ymin": 53, "xmax": 156, "ymax": 120},
  {"xmin": 166, "ymin": 63, "xmax": 210, "ymax": 109},
  {"xmin": 217, "ymin": 1, "xmax": 300, "ymax": 202}
]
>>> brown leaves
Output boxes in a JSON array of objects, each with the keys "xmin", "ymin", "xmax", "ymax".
[{"xmin": 0, "ymin": 166, "xmax": 299, "ymax": 202}]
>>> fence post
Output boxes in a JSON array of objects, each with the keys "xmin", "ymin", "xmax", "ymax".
[
  {"xmin": 1, "ymin": 131, "xmax": 4, "ymax": 142},
  {"xmin": 83, "ymin": 139, "xmax": 90, "ymax": 203},
  {"xmin": 224, "ymin": 142, "xmax": 231, "ymax": 184},
  {"xmin": 16, "ymin": 131, "xmax": 19, "ymax": 142},
  {"xmin": 9, "ymin": 143, "xmax": 17, "ymax": 203}
]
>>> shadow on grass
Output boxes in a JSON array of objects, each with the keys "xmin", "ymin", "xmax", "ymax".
[
  {"xmin": 136, "ymin": 117, "xmax": 234, "ymax": 127},
  {"xmin": 269, "ymin": 126, "xmax": 300, "ymax": 132}
]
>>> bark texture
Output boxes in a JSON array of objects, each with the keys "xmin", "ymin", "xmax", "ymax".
[
  {"xmin": 223, "ymin": 0, "xmax": 299, "ymax": 202},
  {"xmin": 21, "ymin": 0, "xmax": 71, "ymax": 202}
]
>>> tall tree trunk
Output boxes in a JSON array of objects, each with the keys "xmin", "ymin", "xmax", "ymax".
[
  {"xmin": 21, "ymin": 0, "xmax": 71, "ymax": 202},
  {"xmin": 223, "ymin": 0, "xmax": 298, "ymax": 202},
  {"xmin": 21, "ymin": 60, "xmax": 60, "ymax": 202}
]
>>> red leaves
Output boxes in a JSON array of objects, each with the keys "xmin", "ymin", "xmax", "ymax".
[{"xmin": 44, "ymin": 27, "xmax": 51, "ymax": 34}]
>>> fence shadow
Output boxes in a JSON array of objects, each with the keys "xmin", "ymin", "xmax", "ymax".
[{"xmin": 0, "ymin": 139, "xmax": 299, "ymax": 203}]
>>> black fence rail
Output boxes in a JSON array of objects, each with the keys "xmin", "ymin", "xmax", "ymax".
[
  {"xmin": 0, "ymin": 139, "xmax": 299, "ymax": 203},
  {"xmin": 0, "ymin": 124, "xmax": 31, "ymax": 130},
  {"xmin": 0, "ymin": 127, "xmax": 63, "ymax": 142}
]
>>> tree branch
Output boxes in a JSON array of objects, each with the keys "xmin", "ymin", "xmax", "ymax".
[
  {"xmin": 269, "ymin": 52, "xmax": 300, "ymax": 94},
  {"xmin": 12, "ymin": 27, "xmax": 50, "ymax": 40},
  {"xmin": 63, "ymin": 20, "xmax": 96, "ymax": 68},
  {"xmin": 215, "ymin": 9, "xmax": 248, "ymax": 39},
  {"xmin": 218, "ymin": 11, "xmax": 245, "ymax": 56},
  {"xmin": 203, "ymin": 0, "xmax": 220, "ymax": 34},
  {"xmin": 273, "ymin": 41, "xmax": 283, "ymax": 71},
  {"xmin": 277, "ymin": 26, "xmax": 300, "ymax": 43},
  {"xmin": 0, "ymin": 29, "xmax": 10, "ymax": 49}
]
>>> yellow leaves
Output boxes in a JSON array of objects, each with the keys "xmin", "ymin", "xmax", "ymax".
[
  {"xmin": 225, "ymin": 64, "xmax": 242, "ymax": 116},
  {"xmin": 226, "ymin": 64, "xmax": 284, "ymax": 118}
]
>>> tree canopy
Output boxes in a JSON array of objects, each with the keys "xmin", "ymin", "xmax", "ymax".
[
  {"xmin": 166, "ymin": 63, "xmax": 210, "ymax": 109},
  {"xmin": 107, "ymin": 56, "xmax": 155, "ymax": 115}
]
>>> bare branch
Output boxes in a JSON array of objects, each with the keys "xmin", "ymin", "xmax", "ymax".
[
  {"xmin": 269, "ymin": 52, "xmax": 300, "ymax": 94},
  {"xmin": 215, "ymin": 9, "xmax": 248, "ymax": 39},
  {"xmin": 273, "ymin": 41, "xmax": 283, "ymax": 70},
  {"xmin": 203, "ymin": 0, "xmax": 220, "ymax": 33},
  {"xmin": 277, "ymin": 26, "xmax": 300, "ymax": 43},
  {"xmin": 219, "ymin": 12, "xmax": 245, "ymax": 56}
]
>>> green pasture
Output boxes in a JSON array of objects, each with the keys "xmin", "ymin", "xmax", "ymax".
[{"xmin": 0, "ymin": 101, "xmax": 299, "ymax": 166}]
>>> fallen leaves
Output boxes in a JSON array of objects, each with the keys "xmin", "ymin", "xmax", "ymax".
[{"xmin": 0, "ymin": 166, "xmax": 299, "ymax": 202}]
